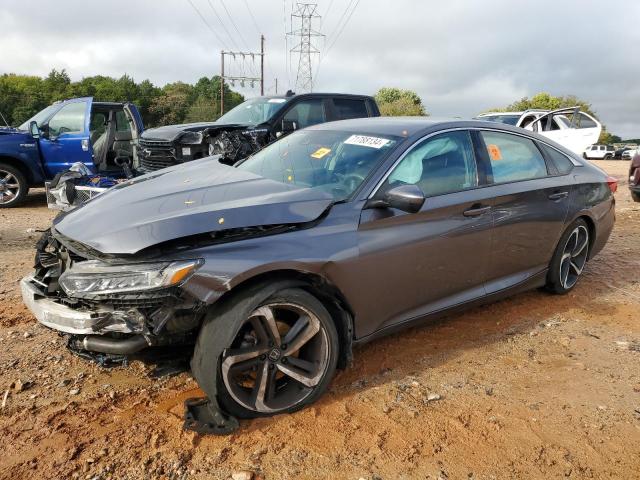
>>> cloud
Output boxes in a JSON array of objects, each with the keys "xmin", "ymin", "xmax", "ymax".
[{"xmin": 1, "ymin": 0, "xmax": 638, "ymax": 137}]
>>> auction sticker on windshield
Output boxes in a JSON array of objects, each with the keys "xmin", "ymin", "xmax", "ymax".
[
  {"xmin": 344, "ymin": 135, "xmax": 391, "ymax": 149},
  {"xmin": 311, "ymin": 147, "xmax": 331, "ymax": 159}
]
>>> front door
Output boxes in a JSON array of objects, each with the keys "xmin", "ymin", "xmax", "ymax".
[
  {"xmin": 38, "ymin": 98, "xmax": 93, "ymax": 177},
  {"xmin": 475, "ymin": 129, "xmax": 572, "ymax": 293},
  {"xmin": 345, "ymin": 130, "xmax": 494, "ymax": 338}
]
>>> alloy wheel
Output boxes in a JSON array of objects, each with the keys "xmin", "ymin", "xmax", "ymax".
[
  {"xmin": 0, "ymin": 169, "xmax": 21, "ymax": 205},
  {"xmin": 221, "ymin": 302, "xmax": 330, "ymax": 413},
  {"xmin": 559, "ymin": 225, "xmax": 589, "ymax": 289}
]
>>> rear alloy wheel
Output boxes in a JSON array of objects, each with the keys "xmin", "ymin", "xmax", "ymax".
[
  {"xmin": 0, "ymin": 163, "xmax": 28, "ymax": 208},
  {"xmin": 217, "ymin": 289, "xmax": 339, "ymax": 418},
  {"xmin": 546, "ymin": 219, "xmax": 590, "ymax": 294}
]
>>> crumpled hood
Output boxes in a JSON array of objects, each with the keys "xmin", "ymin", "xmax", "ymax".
[
  {"xmin": 53, "ymin": 158, "xmax": 333, "ymax": 255},
  {"xmin": 141, "ymin": 121, "xmax": 251, "ymax": 142}
]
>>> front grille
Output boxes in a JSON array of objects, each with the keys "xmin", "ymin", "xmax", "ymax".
[{"xmin": 138, "ymin": 139, "xmax": 178, "ymax": 172}]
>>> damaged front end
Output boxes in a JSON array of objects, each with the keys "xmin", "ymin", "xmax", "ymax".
[
  {"xmin": 22, "ymin": 230, "xmax": 206, "ymax": 358},
  {"xmin": 138, "ymin": 126, "xmax": 270, "ymax": 173}
]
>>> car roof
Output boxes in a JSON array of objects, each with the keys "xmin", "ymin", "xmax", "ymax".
[
  {"xmin": 261, "ymin": 92, "xmax": 375, "ymax": 101},
  {"xmin": 308, "ymin": 116, "xmax": 535, "ymax": 138}
]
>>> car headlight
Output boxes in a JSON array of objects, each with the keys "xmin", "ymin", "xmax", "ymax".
[
  {"xmin": 59, "ymin": 259, "xmax": 203, "ymax": 296},
  {"xmin": 180, "ymin": 131, "xmax": 204, "ymax": 145}
]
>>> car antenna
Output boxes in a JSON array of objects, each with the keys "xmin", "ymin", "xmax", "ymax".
[{"xmin": 0, "ymin": 111, "xmax": 9, "ymax": 128}]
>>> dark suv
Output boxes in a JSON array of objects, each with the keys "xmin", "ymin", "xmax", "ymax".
[{"xmin": 137, "ymin": 92, "xmax": 380, "ymax": 172}]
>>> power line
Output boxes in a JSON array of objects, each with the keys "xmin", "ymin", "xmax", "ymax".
[
  {"xmin": 323, "ymin": 0, "xmax": 355, "ymax": 47},
  {"xmin": 283, "ymin": 0, "xmax": 291, "ymax": 89},
  {"xmin": 185, "ymin": 0, "xmax": 230, "ymax": 50},
  {"xmin": 206, "ymin": 0, "xmax": 240, "ymax": 51},
  {"xmin": 326, "ymin": 0, "xmax": 360, "ymax": 52},
  {"xmin": 320, "ymin": 0, "xmax": 335, "ymax": 29},
  {"xmin": 219, "ymin": 0, "xmax": 251, "ymax": 51},
  {"xmin": 316, "ymin": 0, "xmax": 360, "ymax": 84},
  {"xmin": 242, "ymin": 0, "xmax": 262, "ymax": 36}
]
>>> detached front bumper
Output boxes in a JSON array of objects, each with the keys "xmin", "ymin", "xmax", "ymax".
[{"xmin": 20, "ymin": 277, "xmax": 141, "ymax": 335}]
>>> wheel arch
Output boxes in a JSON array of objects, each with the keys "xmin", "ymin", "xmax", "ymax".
[
  {"xmin": 213, "ymin": 268, "xmax": 355, "ymax": 369},
  {"xmin": 0, "ymin": 155, "xmax": 34, "ymax": 184},
  {"xmin": 567, "ymin": 212, "xmax": 597, "ymax": 259}
]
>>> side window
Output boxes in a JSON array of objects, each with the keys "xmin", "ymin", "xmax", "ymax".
[
  {"xmin": 381, "ymin": 131, "xmax": 478, "ymax": 198},
  {"xmin": 115, "ymin": 110, "xmax": 130, "ymax": 132},
  {"xmin": 48, "ymin": 102, "xmax": 86, "ymax": 137},
  {"xmin": 480, "ymin": 131, "xmax": 548, "ymax": 183},
  {"xmin": 283, "ymin": 99, "xmax": 326, "ymax": 130},
  {"xmin": 539, "ymin": 143, "xmax": 574, "ymax": 175},
  {"xmin": 577, "ymin": 113, "xmax": 598, "ymax": 129},
  {"xmin": 333, "ymin": 98, "xmax": 368, "ymax": 120}
]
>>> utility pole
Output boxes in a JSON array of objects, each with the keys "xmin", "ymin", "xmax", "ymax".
[
  {"xmin": 260, "ymin": 35, "xmax": 265, "ymax": 96},
  {"xmin": 288, "ymin": 3, "xmax": 323, "ymax": 93},
  {"xmin": 220, "ymin": 50, "xmax": 225, "ymax": 116},
  {"xmin": 220, "ymin": 36, "xmax": 265, "ymax": 115},
  {"xmin": 275, "ymin": 78, "xmax": 278, "ymax": 94}
]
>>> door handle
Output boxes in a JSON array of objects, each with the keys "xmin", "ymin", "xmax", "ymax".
[
  {"xmin": 548, "ymin": 191, "xmax": 569, "ymax": 200},
  {"xmin": 463, "ymin": 205, "xmax": 491, "ymax": 217}
]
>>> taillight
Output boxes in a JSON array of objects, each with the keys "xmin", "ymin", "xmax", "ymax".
[{"xmin": 606, "ymin": 176, "xmax": 618, "ymax": 193}]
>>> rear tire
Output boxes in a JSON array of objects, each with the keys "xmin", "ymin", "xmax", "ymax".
[
  {"xmin": 192, "ymin": 286, "xmax": 340, "ymax": 419},
  {"xmin": 632, "ymin": 191, "xmax": 640, "ymax": 203},
  {"xmin": 0, "ymin": 163, "xmax": 28, "ymax": 208},
  {"xmin": 545, "ymin": 219, "xmax": 590, "ymax": 295}
]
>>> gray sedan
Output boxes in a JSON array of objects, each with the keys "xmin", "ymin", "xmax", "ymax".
[{"xmin": 22, "ymin": 118, "xmax": 616, "ymax": 433}]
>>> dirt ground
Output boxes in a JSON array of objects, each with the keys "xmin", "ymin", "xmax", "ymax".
[{"xmin": 1, "ymin": 160, "xmax": 639, "ymax": 480}]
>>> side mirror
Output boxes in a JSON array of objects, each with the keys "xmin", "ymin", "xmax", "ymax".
[
  {"xmin": 281, "ymin": 119, "xmax": 297, "ymax": 134},
  {"xmin": 29, "ymin": 121, "xmax": 40, "ymax": 139},
  {"xmin": 366, "ymin": 184, "xmax": 425, "ymax": 214}
]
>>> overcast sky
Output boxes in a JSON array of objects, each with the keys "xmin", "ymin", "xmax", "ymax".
[{"xmin": 1, "ymin": 0, "xmax": 639, "ymax": 137}]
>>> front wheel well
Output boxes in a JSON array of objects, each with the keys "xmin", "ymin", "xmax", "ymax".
[
  {"xmin": 214, "ymin": 269, "xmax": 355, "ymax": 369},
  {"xmin": 0, "ymin": 156, "xmax": 34, "ymax": 184}
]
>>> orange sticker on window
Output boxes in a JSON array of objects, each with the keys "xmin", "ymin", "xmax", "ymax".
[
  {"xmin": 487, "ymin": 144, "xmax": 502, "ymax": 161},
  {"xmin": 311, "ymin": 147, "xmax": 331, "ymax": 159}
]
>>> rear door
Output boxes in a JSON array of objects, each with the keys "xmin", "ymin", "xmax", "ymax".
[
  {"xmin": 529, "ymin": 108, "xmax": 602, "ymax": 155},
  {"xmin": 348, "ymin": 130, "xmax": 494, "ymax": 337},
  {"xmin": 330, "ymin": 97, "xmax": 371, "ymax": 121},
  {"xmin": 38, "ymin": 97, "xmax": 93, "ymax": 177},
  {"xmin": 475, "ymin": 129, "xmax": 572, "ymax": 293}
]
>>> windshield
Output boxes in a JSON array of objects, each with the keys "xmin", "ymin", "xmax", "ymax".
[
  {"xmin": 237, "ymin": 129, "xmax": 400, "ymax": 201},
  {"xmin": 217, "ymin": 97, "xmax": 290, "ymax": 125},
  {"xmin": 18, "ymin": 104, "xmax": 60, "ymax": 130},
  {"xmin": 480, "ymin": 114, "xmax": 521, "ymax": 126}
]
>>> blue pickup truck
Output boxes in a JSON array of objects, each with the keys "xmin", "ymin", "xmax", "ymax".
[{"xmin": 0, "ymin": 97, "xmax": 144, "ymax": 207}]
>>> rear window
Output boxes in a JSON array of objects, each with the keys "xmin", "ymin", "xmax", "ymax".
[
  {"xmin": 480, "ymin": 131, "xmax": 548, "ymax": 183},
  {"xmin": 333, "ymin": 98, "xmax": 369, "ymax": 120},
  {"xmin": 539, "ymin": 143, "xmax": 574, "ymax": 175},
  {"xmin": 479, "ymin": 114, "xmax": 521, "ymax": 126}
]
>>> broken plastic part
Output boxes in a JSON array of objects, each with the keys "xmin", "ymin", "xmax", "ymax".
[{"xmin": 183, "ymin": 397, "xmax": 240, "ymax": 435}]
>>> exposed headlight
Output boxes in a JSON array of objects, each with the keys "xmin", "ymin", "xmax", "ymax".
[
  {"xmin": 59, "ymin": 259, "xmax": 202, "ymax": 296},
  {"xmin": 180, "ymin": 131, "xmax": 204, "ymax": 145}
]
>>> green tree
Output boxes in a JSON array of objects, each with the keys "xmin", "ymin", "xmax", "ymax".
[
  {"xmin": 0, "ymin": 70, "xmax": 245, "ymax": 128},
  {"xmin": 488, "ymin": 92, "xmax": 596, "ymax": 118},
  {"xmin": 374, "ymin": 87, "xmax": 427, "ymax": 116}
]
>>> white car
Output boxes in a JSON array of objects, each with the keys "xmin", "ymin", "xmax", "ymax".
[
  {"xmin": 477, "ymin": 107, "xmax": 602, "ymax": 156},
  {"xmin": 622, "ymin": 147, "xmax": 638, "ymax": 160},
  {"xmin": 583, "ymin": 144, "xmax": 616, "ymax": 160}
]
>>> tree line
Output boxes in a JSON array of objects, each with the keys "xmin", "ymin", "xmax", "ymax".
[
  {"xmin": 1, "ymin": 71, "xmax": 628, "ymax": 144},
  {"xmin": 0, "ymin": 69, "xmax": 245, "ymax": 128}
]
